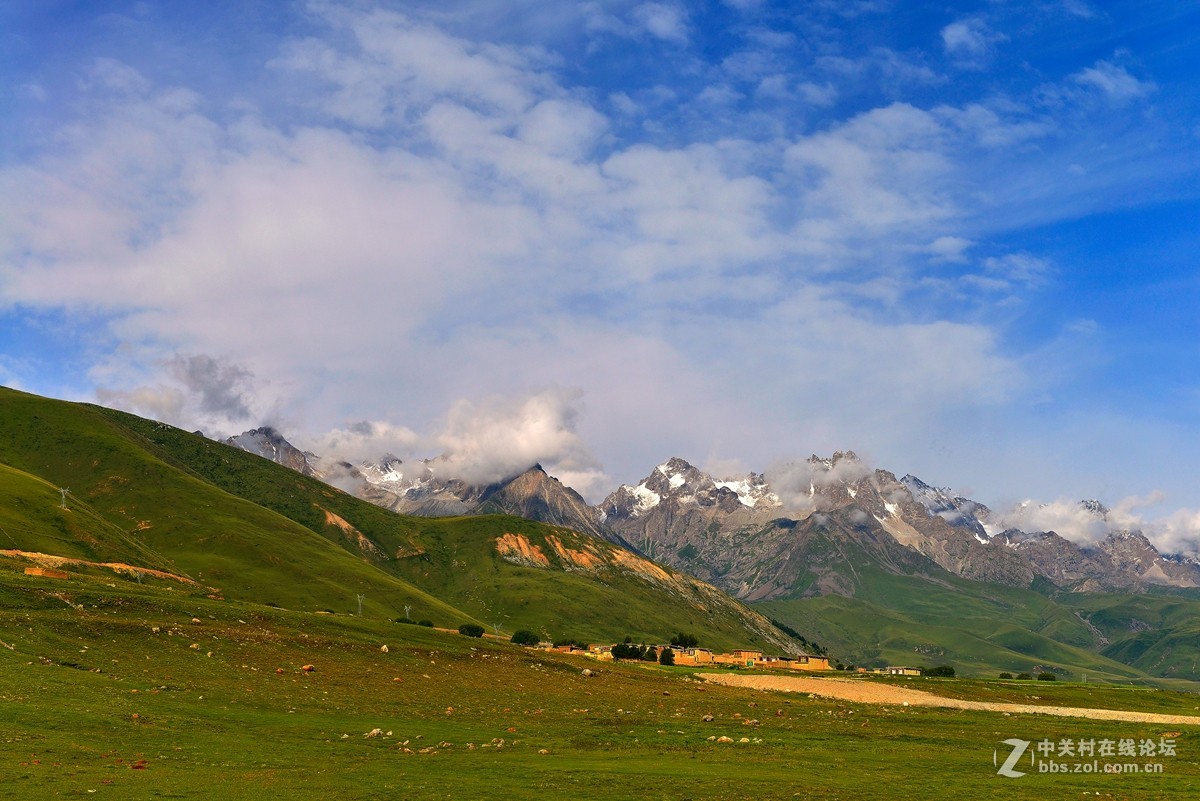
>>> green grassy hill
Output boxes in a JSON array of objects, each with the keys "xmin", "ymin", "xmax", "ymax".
[
  {"xmin": 757, "ymin": 564, "xmax": 1200, "ymax": 684},
  {"xmin": 0, "ymin": 387, "xmax": 789, "ymax": 651},
  {"xmin": 0, "ymin": 387, "xmax": 476, "ymax": 622}
]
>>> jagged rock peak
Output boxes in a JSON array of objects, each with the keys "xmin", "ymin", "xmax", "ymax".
[
  {"xmin": 224, "ymin": 426, "xmax": 320, "ymax": 477},
  {"xmin": 900, "ymin": 474, "xmax": 991, "ymax": 539}
]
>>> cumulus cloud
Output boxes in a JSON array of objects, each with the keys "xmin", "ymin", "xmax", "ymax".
[
  {"xmin": 766, "ymin": 453, "xmax": 874, "ymax": 515},
  {"xmin": 302, "ymin": 420, "xmax": 422, "ymax": 466},
  {"xmin": 167, "ymin": 354, "xmax": 253, "ymax": 420},
  {"xmin": 434, "ymin": 387, "xmax": 603, "ymax": 488},
  {"xmin": 993, "ymin": 498, "xmax": 1111, "ymax": 544},
  {"xmin": 992, "ymin": 493, "xmax": 1200, "ymax": 556},
  {"xmin": 94, "ymin": 353, "xmax": 258, "ymax": 435},
  {"xmin": 632, "ymin": 3, "xmax": 689, "ymax": 44},
  {"xmin": 941, "ymin": 18, "xmax": 1006, "ymax": 65},
  {"xmin": 927, "ymin": 235, "xmax": 973, "ymax": 262},
  {"xmin": 1071, "ymin": 60, "xmax": 1156, "ymax": 102},
  {"xmin": 1153, "ymin": 508, "xmax": 1200, "ymax": 558}
]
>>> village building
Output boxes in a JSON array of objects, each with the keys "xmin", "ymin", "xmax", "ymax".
[
  {"xmin": 778, "ymin": 654, "xmax": 832, "ymax": 671},
  {"xmin": 671, "ymin": 647, "xmax": 714, "ymax": 666}
]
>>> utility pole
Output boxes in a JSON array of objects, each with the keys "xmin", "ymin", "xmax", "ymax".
[
  {"xmin": 356, "ymin": 594, "xmax": 365, "ymax": 616},
  {"xmin": 60, "ymin": 488, "xmax": 69, "ymax": 510},
  {"xmin": 404, "ymin": 604, "xmax": 412, "ymax": 621}
]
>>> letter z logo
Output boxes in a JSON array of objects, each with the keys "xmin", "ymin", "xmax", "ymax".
[{"xmin": 995, "ymin": 738, "xmax": 1031, "ymax": 778}]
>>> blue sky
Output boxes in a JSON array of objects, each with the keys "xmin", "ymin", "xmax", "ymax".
[{"xmin": 2, "ymin": 1, "xmax": 1199, "ymax": 550}]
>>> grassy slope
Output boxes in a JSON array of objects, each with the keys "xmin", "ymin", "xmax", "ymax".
[
  {"xmin": 1057, "ymin": 591, "xmax": 1200, "ymax": 681},
  {"xmin": 751, "ymin": 522, "xmax": 1200, "ymax": 683},
  {"xmin": 2, "ymin": 567, "xmax": 1197, "ymax": 801},
  {"xmin": 0, "ymin": 462, "xmax": 171, "ymax": 571},
  {"xmin": 0, "ymin": 388, "xmax": 783, "ymax": 650},
  {"xmin": 757, "ymin": 566, "xmax": 1167, "ymax": 681},
  {"xmin": 0, "ymin": 387, "xmax": 468, "ymax": 623}
]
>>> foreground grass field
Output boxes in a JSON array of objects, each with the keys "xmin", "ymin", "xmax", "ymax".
[{"xmin": 3, "ymin": 568, "xmax": 1198, "ymax": 800}]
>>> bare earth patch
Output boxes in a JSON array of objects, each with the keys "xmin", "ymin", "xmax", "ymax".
[
  {"xmin": 1, "ymin": 549, "xmax": 199, "ymax": 585},
  {"xmin": 701, "ymin": 673, "xmax": 1200, "ymax": 725}
]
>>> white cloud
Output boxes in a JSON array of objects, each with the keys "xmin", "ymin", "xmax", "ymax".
[
  {"xmin": 1071, "ymin": 60, "xmax": 1156, "ymax": 102},
  {"xmin": 303, "ymin": 420, "xmax": 422, "ymax": 465},
  {"xmin": 993, "ymin": 494, "xmax": 1200, "ymax": 557},
  {"xmin": 631, "ymin": 3, "xmax": 689, "ymax": 44},
  {"xmin": 767, "ymin": 453, "xmax": 875, "ymax": 515},
  {"xmin": 434, "ymin": 388, "xmax": 604, "ymax": 488},
  {"xmin": 94, "ymin": 353, "xmax": 262, "ymax": 437},
  {"xmin": 927, "ymin": 236, "xmax": 973, "ymax": 262},
  {"xmin": 940, "ymin": 18, "xmax": 1006, "ymax": 65}
]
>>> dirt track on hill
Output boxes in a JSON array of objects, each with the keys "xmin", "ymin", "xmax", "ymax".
[{"xmin": 701, "ymin": 673, "xmax": 1200, "ymax": 725}]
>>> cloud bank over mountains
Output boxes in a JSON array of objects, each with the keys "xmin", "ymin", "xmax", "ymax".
[{"xmin": 2, "ymin": 2, "xmax": 1198, "ymax": 543}]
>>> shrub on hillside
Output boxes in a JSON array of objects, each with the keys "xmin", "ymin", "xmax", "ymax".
[
  {"xmin": 417, "ymin": 620, "xmax": 434, "ymax": 627},
  {"xmin": 511, "ymin": 630, "xmax": 540, "ymax": 646},
  {"xmin": 1036, "ymin": 672, "xmax": 1058, "ymax": 681},
  {"xmin": 1015, "ymin": 672, "xmax": 1033, "ymax": 680},
  {"xmin": 458, "ymin": 623, "xmax": 485, "ymax": 638},
  {"xmin": 998, "ymin": 672, "xmax": 1013, "ymax": 679}
]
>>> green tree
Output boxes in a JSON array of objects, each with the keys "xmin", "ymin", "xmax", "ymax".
[
  {"xmin": 670, "ymin": 632, "xmax": 699, "ymax": 648},
  {"xmin": 659, "ymin": 648, "xmax": 675, "ymax": 666},
  {"xmin": 641, "ymin": 646, "xmax": 658, "ymax": 661},
  {"xmin": 923, "ymin": 665, "xmax": 955, "ymax": 677},
  {"xmin": 458, "ymin": 623, "xmax": 485, "ymax": 638},
  {"xmin": 511, "ymin": 630, "xmax": 540, "ymax": 646},
  {"xmin": 1036, "ymin": 672, "xmax": 1058, "ymax": 681},
  {"xmin": 1015, "ymin": 672, "xmax": 1033, "ymax": 680},
  {"xmin": 998, "ymin": 672, "xmax": 1013, "ymax": 679}
]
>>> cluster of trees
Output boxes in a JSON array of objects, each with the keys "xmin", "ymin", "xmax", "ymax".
[
  {"xmin": 922, "ymin": 665, "xmax": 955, "ymax": 677},
  {"xmin": 497, "ymin": 631, "xmax": 697, "ymax": 666},
  {"xmin": 999, "ymin": 671, "xmax": 1057, "ymax": 681},
  {"xmin": 611, "ymin": 641, "xmax": 659, "ymax": 661}
]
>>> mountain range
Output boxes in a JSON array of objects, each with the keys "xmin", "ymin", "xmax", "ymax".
[
  {"xmin": 2, "ymin": 389, "xmax": 1196, "ymax": 684},
  {"xmin": 0, "ymin": 387, "xmax": 793, "ymax": 653},
  {"xmin": 227, "ymin": 431, "xmax": 1199, "ymax": 597},
  {"xmin": 221, "ymin": 427, "xmax": 1200, "ymax": 682}
]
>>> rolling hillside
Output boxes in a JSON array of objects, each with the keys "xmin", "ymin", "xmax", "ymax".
[{"xmin": 0, "ymin": 387, "xmax": 792, "ymax": 652}]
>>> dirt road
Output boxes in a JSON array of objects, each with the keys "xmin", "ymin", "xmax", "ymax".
[{"xmin": 701, "ymin": 673, "xmax": 1200, "ymax": 725}]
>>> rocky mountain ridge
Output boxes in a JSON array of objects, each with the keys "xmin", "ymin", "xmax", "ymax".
[{"xmin": 223, "ymin": 429, "xmax": 1200, "ymax": 600}]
